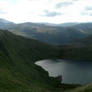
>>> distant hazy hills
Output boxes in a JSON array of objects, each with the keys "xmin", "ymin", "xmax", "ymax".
[
  {"xmin": 0, "ymin": 18, "xmax": 14, "ymax": 29},
  {"xmin": 1, "ymin": 18, "xmax": 92, "ymax": 45}
]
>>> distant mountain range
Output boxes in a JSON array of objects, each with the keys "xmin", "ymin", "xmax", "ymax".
[
  {"xmin": 0, "ymin": 18, "xmax": 14, "ymax": 29},
  {"xmin": 0, "ymin": 18, "xmax": 92, "ymax": 45}
]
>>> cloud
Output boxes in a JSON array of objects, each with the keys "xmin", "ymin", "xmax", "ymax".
[
  {"xmin": 82, "ymin": 11, "xmax": 92, "ymax": 16},
  {"xmin": 55, "ymin": 0, "xmax": 80, "ymax": 9},
  {"xmin": 0, "ymin": 9, "xmax": 6, "ymax": 14},
  {"xmin": 0, "ymin": 0, "xmax": 92, "ymax": 23},
  {"xmin": 55, "ymin": 2, "xmax": 73, "ymax": 9},
  {"xmin": 42, "ymin": 10, "xmax": 62, "ymax": 17},
  {"xmin": 81, "ymin": 3, "xmax": 92, "ymax": 16},
  {"xmin": 85, "ymin": 6, "xmax": 92, "ymax": 11}
]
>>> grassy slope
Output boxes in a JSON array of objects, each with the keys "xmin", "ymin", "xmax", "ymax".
[
  {"xmin": 0, "ymin": 30, "xmax": 61, "ymax": 92},
  {"xmin": 65, "ymin": 84, "xmax": 92, "ymax": 92}
]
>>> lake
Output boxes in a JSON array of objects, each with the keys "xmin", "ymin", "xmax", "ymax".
[{"xmin": 35, "ymin": 59, "xmax": 92, "ymax": 84}]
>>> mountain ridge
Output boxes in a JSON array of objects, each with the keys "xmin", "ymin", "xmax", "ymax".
[{"xmin": 1, "ymin": 18, "xmax": 92, "ymax": 45}]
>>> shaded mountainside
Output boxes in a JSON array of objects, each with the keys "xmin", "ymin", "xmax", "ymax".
[
  {"xmin": 0, "ymin": 30, "xmax": 61, "ymax": 92},
  {"xmin": 59, "ymin": 35, "xmax": 92, "ymax": 60},
  {"xmin": 59, "ymin": 45, "xmax": 92, "ymax": 60},
  {"xmin": 0, "ymin": 30, "xmax": 82, "ymax": 92},
  {"xmin": 8, "ymin": 22, "xmax": 88, "ymax": 45},
  {"xmin": 71, "ymin": 35, "xmax": 92, "ymax": 46}
]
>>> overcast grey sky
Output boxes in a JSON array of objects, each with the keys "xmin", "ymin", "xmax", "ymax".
[{"xmin": 0, "ymin": 0, "xmax": 92, "ymax": 23}]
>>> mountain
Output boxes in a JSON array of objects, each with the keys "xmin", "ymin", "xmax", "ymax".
[
  {"xmin": 0, "ymin": 21, "xmax": 92, "ymax": 92},
  {"xmin": 0, "ymin": 29, "xmax": 62, "ymax": 92},
  {"xmin": 7, "ymin": 22, "xmax": 89, "ymax": 45},
  {"xmin": 58, "ymin": 35, "xmax": 92, "ymax": 60},
  {"xmin": 0, "ymin": 29, "xmax": 83, "ymax": 92},
  {"xmin": 59, "ymin": 22, "xmax": 79, "ymax": 27},
  {"xmin": 8, "ymin": 22, "xmax": 92, "ymax": 45},
  {"xmin": 0, "ymin": 18, "xmax": 13, "ymax": 24},
  {"xmin": 1, "ymin": 18, "xmax": 92, "ymax": 45},
  {"xmin": 0, "ymin": 18, "xmax": 14, "ymax": 29},
  {"xmin": 70, "ymin": 35, "xmax": 92, "ymax": 46}
]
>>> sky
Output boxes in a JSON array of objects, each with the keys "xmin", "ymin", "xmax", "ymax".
[{"xmin": 0, "ymin": 0, "xmax": 92, "ymax": 24}]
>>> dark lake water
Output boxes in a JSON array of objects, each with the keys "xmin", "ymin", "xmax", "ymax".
[{"xmin": 35, "ymin": 59, "xmax": 92, "ymax": 84}]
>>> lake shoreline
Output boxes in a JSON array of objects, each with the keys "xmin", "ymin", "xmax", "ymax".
[{"xmin": 35, "ymin": 59, "xmax": 92, "ymax": 85}]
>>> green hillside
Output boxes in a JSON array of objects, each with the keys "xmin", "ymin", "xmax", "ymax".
[
  {"xmin": 65, "ymin": 84, "xmax": 92, "ymax": 92},
  {"xmin": 0, "ymin": 30, "xmax": 61, "ymax": 92}
]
